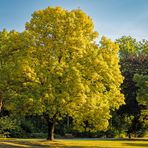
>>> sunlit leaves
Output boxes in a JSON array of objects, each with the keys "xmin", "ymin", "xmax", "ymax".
[{"xmin": 0, "ymin": 7, "xmax": 124, "ymax": 133}]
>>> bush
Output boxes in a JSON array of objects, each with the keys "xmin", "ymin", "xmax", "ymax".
[{"xmin": 0, "ymin": 116, "xmax": 17, "ymax": 137}]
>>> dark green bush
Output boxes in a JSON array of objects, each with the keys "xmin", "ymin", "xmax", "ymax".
[{"xmin": 0, "ymin": 116, "xmax": 17, "ymax": 137}]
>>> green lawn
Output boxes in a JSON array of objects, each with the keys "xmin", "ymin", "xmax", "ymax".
[{"xmin": 0, "ymin": 138, "xmax": 148, "ymax": 148}]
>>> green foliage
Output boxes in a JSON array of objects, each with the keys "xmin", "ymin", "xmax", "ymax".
[
  {"xmin": 110, "ymin": 50, "xmax": 148, "ymax": 137},
  {"xmin": 116, "ymin": 36, "xmax": 139, "ymax": 58},
  {"xmin": 134, "ymin": 74, "xmax": 148, "ymax": 106},
  {"xmin": 119, "ymin": 55, "xmax": 148, "ymax": 116},
  {"xmin": 133, "ymin": 74, "xmax": 148, "ymax": 128},
  {"xmin": 116, "ymin": 36, "xmax": 148, "ymax": 58},
  {"xmin": 0, "ymin": 7, "xmax": 123, "ymax": 134},
  {"xmin": 0, "ymin": 7, "xmax": 124, "ymax": 139},
  {"xmin": 139, "ymin": 39, "xmax": 148, "ymax": 55},
  {"xmin": 0, "ymin": 29, "xmax": 33, "ymax": 115},
  {"xmin": 0, "ymin": 116, "xmax": 17, "ymax": 137},
  {"xmin": 108, "ymin": 111, "xmax": 135, "ymax": 138}
]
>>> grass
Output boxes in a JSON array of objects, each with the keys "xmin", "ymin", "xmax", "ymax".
[{"xmin": 0, "ymin": 138, "xmax": 148, "ymax": 148}]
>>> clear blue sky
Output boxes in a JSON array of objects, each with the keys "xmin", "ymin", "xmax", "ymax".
[{"xmin": 0, "ymin": 0, "xmax": 148, "ymax": 41}]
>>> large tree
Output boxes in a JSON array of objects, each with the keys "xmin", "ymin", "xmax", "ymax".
[{"xmin": 1, "ymin": 7, "xmax": 124, "ymax": 140}]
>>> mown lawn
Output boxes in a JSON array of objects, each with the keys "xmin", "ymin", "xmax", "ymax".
[{"xmin": 0, "ymin": 138, "xmax": 148, "ymax": 148}]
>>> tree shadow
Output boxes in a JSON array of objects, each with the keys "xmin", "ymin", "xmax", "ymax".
[
  {"xmin": 0, "ymin": 140, "xmax": 101, "ymax": 148},
  {"xmin": 0, "ymin": 140, "xmax": 63, "ymax": 148},
  {"xmin": 124, "ymin": 142, "xmax": 148, "ymax": 147}
]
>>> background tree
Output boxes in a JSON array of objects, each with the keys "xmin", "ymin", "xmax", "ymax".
[
  {"xmin": 116, "ymin": 36, "xmax": 139, "ymax": 58},
  {"xmin": 138, "ymin": 39, "xmax": 148, "ymax": 55},
  {"xmin": 133, "ymin": 74, "xmax": 148, "ymax": 131},
  {"xmin": 110, "ymin": 36, "xmax": 148, "ymax": 138},
  {"xmin": 116, "ymin": 36, "xmax": 148, "ymax": 58},
  {"xmin": 118, "ymin": 55, "xmax": 148, "ymax": 137}
]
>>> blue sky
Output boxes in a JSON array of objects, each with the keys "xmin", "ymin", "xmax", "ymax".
[{"xmin": 0, "ymin": 0, "xmax": 148, "ymax": 41}]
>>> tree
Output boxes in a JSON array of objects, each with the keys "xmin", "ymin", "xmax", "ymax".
[
  {"xmin": 113, "ymin": 55, "xmax": 148, "ymax": 138},
  {"xmin": 1, "ymin": 7, "xmax": 124, "ymax": 140},
  {"xmin": 116, "ymin": 36, "xmax": 148, "ymax": 58},
  {"xmin": 138, "ymin": 39, "xmax": 148, "ymax": 55},
  {"xmin": 116, "ymin": 36, "xmax": 139, "ymax": 58},
  {"xmin": 110, "ymin": 36, "xmax": 148, "ymax": 138},
  {"xmin": 133, "ymin": 74, "xmax": 148, "ymax": 129}
]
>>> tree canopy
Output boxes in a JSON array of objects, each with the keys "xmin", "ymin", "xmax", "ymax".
[
  {"xmin": 111, "ymin": 36, "xmax": 148, "ymax": 138},
  {"xmin": 0, "ymin": 7, "xmax": 124, "ymax": 140},
  {"xmin": 133, "ymin": 74, "xmax": 148, "ymax": 128},
  {"xmin": 116, "ymin": 36, "xmax": 148, "ymax": 58}
]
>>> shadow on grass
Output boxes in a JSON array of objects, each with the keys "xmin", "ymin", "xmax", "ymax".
[
  {"xmin": 1, "ymin": 139, "xmax": 148, "ymax": 148},
  {"xmin": 0, "ymin": 140, "xmax": 63, "ymax": 148},
  {"xmin": 121, "ymin": 138, "xmax": 148, "ymax": 141},
  {"xmin": 124, "ymin": 142, "xmax": 148, "ymax": 147},
  {"xmin": 0, "ymin": 140, "xmax": 100, "ymax": 148}
]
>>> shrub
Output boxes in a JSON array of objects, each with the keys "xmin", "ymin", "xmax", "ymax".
[{"xmin": 0, "ymin": 116, "xmax": 17, "ymax": 137}]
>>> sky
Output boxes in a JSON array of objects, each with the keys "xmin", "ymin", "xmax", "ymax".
[{"xmin": 0, "ymin": 0, "xmax": 148, "ymax": 41}]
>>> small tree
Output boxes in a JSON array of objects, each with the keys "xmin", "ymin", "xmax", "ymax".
[{"xmin": 133, "ymin": 74, "xmax": 148, "ymax": 129}]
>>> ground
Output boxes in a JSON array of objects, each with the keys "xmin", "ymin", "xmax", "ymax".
[{"xmin": 0, "ymin": 138, "xmax": 148, "ymax": 148}]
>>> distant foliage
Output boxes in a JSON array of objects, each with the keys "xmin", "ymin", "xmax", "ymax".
[
  {"xmin": 0, "ymin": 116, "xmax": 17, "ymax": 137},
  {"xmin": 116, "ymin": 36, "xmax": 148, "ymax": 58},
  {"xmin": 133, "ymin": 74, "xmax": 148, "ymax": 128},
  {"xmin": 109, "ymin": 40, "xmax": 148, "ymax": 138}
]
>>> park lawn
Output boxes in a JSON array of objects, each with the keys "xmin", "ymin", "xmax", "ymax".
[{"xmin": 0, "ymin": 138, "xmax": 148, "ymax": 148}]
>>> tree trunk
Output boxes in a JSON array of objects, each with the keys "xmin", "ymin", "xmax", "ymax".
[
  {"xmin": 47, "ymin": 120, "xmax": 55, "ymax": 141},
  {"xmin": 128, "ymin": 133, "xmax": 131, "ymax": 139},
  {"xmin": 0, "ymin": 95, "xmax": 2, "ymax": 112}
]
